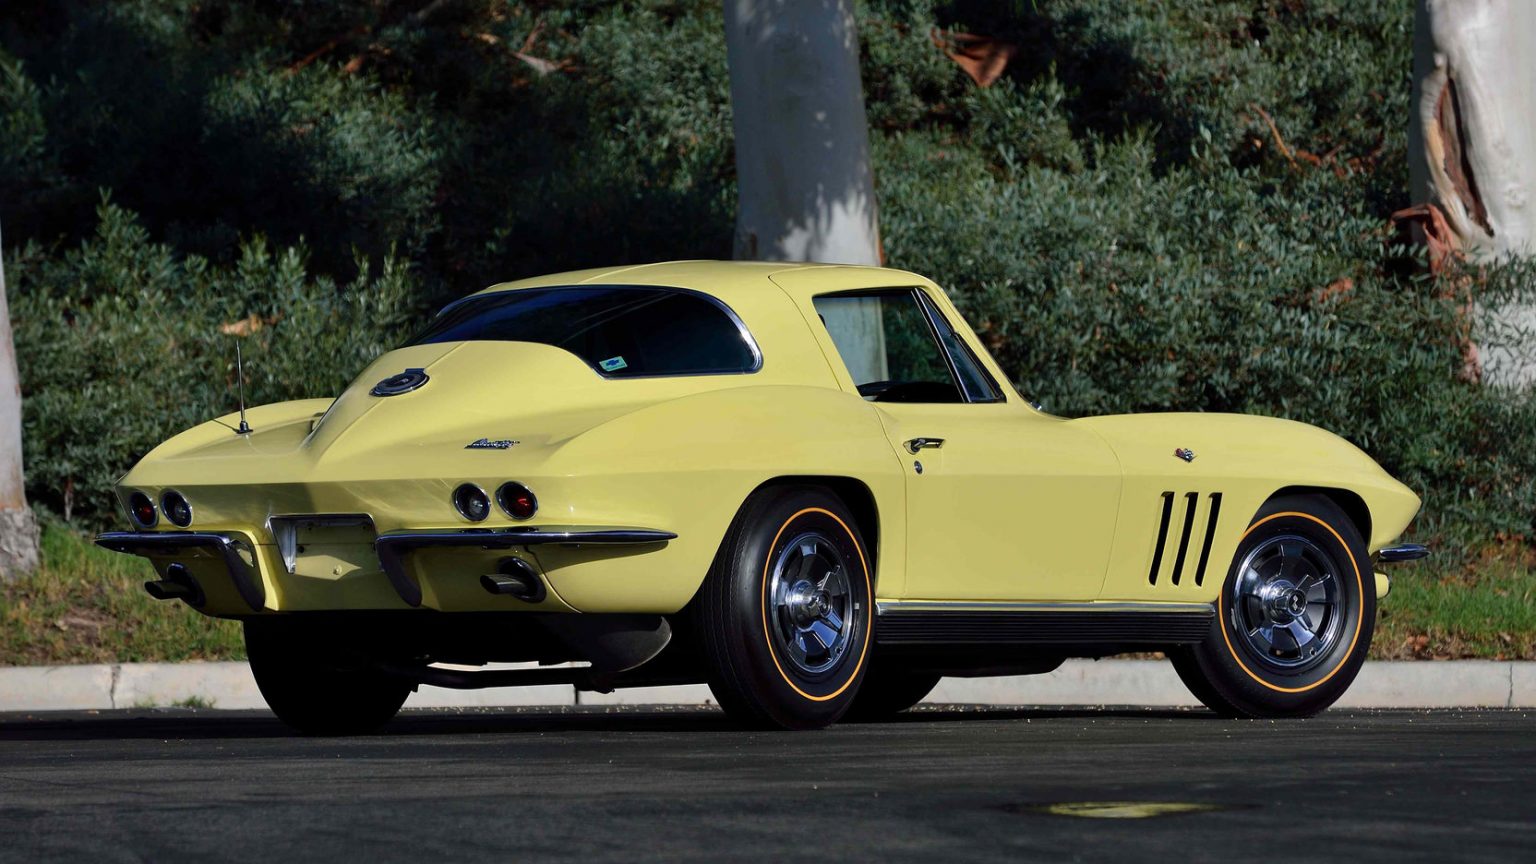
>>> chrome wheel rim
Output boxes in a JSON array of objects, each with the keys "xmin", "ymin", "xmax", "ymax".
[
  {"xmin": 1231, "ymin": 534, "xmax": 1345, "ymax": 670},
  {"xmin": 768, "ymin": 531, "xmax": 855, "ymax": 676}
]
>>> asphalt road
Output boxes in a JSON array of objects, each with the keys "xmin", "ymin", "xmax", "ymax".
[{"xmin": 0, "ymin": 705, "xmax": 1531, "ymax": 863}]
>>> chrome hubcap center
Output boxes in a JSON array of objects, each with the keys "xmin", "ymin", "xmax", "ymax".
[
  {"xmin": 1231, "ymin": 535, "xmax": 1346, "ymax": 671},
  {"xmin": 786, "ymin": 581, "xmax": 834, "ymax": 626},
  {"xmin": 769, "ymin": 532, "xmax": 856, "ymax": 677}
]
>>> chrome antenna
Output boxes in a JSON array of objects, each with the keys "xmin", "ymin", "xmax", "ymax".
[{"xmin": 235, "ymin": 339, "xmax": 252, "ymax": 435}]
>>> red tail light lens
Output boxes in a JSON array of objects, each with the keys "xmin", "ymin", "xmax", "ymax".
[
  {"xmin": 127, "ymin": 491, "xmax": 157, "ymax": 528},
  {"xmin": 496, "ymin": 482, "xmax": 538, "ymax": 520}
]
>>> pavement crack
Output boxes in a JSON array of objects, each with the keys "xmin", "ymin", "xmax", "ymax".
[{"xmin": 109, "ymin": 664, "xmax": 121, "ymax": 710}]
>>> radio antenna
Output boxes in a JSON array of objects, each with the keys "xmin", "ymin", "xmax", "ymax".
[{"xmin": 234, "ymin": 339, "xmax": 252, "ymax": 435}]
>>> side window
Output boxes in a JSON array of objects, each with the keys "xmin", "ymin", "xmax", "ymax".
[
  {"xmin": 813, "ymin": 290, "xmax": 963, "ymax": 403},
  {"xmin": 916, "ymin": 292, "xmax": 1003, "ymax": 403}
]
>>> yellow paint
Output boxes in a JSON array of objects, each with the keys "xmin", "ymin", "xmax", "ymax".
[
  {"xmin": 1375, "ymin": 570, "xmax": 1392, "ymax": 600},
  {"xmin": 108, "ymin": 261, "xmax": 1422, "ymax": 620},
  {"xmin": 1028, "ymin": 801, "xmax": 1232, "ymax": 819}
]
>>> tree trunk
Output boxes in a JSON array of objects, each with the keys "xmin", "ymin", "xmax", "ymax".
[
  {"xmin": 724, "ymin": 0, "xmax": 881, "ymax": 266},
  {"xmin": 1409, "ymin": 0, "xmax": 1536, "ymax": 384},
  {"xmin": 0, "ymin": 222, "xmax": 40, "ymax": 581}
]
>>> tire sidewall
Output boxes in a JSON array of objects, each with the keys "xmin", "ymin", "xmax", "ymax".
[
  {"xmin": 724, "ymin": 490, "xmax": 874, "ymax": 727},
  {"xmin": 1195, "ymin": 496, "xmax": 1375, "ymax": 716}
]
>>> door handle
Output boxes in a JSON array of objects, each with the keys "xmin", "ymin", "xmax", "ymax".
[{"xmin": 904, "ymin": 437, "xmax": 945, "ymax": 454}]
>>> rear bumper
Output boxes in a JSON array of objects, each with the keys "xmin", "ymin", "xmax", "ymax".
[
  {"xmin": 375, "ymin": 527, "xmax": 676, "ymax": 607},
  {"xmin": 95, "ymin": 526, "xmax": 677, "ymax": 614},
  {"xmin": 96, "ymin": 531, "xmax": 265, "ymax": 610}
]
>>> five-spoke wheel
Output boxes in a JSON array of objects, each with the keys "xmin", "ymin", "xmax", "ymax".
[
  {"xmin": 1172, "ymin": 493, "xmax": 1374, "ymax": 718},
  {"xmin": 695, "ymin": 485, "xmax": 873, "ymax": 729}
]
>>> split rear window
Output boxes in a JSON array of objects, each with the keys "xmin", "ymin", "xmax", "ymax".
[{"xmin": 410, "ymin": 286, "xmax": 761, "ymax": 377}]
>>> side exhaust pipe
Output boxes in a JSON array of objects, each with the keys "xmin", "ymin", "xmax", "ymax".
[{"xmin": 480, "ymin": 557, "xmax": 547, "ymax": 603}]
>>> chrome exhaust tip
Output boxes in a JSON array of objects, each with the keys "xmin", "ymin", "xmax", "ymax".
[{"xmin": 480, "ymin": 558, "xmax": 547, "ymax": 603}]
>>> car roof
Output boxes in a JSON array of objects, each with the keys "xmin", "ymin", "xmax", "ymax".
[{"xmin": 477, "ymin": 260, "xmax": 934, "ymax": 305}]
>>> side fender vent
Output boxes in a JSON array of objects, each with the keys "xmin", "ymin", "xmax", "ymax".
[
  {"xmin": 1148, "ymin": 492, "xmax": 1175, "ymax": 585},
  {"xmin": 1148, "ymin": 491, "xmax": 1224, "ymax": 587}
]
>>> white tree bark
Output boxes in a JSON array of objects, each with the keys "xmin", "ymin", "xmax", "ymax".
[
  {"xmin": 1410, "ymin": 0, "xmax": 1536, "ymax": 258},
  {"xmin": 1409, "ymin": 0, "xmax": 1536, "ymax": 385},
  {"xmin": 0, "ymin": 222, "xmax": 39, "ymax": 580},
  {"xmin": 724, "ymin": 0, "xmax": 881, "ymax": 266}
]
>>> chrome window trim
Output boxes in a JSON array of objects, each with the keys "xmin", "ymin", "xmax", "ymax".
[
  {"xmin": 420, "ymin": 284, "xmax": 764, "ymax": 379},
  {"xmin": 910, "ymin": 287, "xmax": 1005, "ymax": 404}
]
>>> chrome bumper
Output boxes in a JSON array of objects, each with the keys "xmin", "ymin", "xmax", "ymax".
[
  {"xmin": 1377, "ymin": 544, "xmax": 1430, "ymax": 562},
  {"xmin": 96, "ymin": 531, "xmax": 265, "ymax": 611},
  {"xmin": 375, "ymin": 527, "xmax": 677, "ymax": 607}
]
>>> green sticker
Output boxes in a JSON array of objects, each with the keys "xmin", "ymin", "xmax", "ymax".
[{"xmin": 599, "ymin": 356, "xmax": 628, "ymax": 372}]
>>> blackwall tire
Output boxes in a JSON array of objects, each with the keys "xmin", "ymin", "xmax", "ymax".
[
  {"xmin": 1171, "ymin": 494, "xmax": 1375, "ymax": 718},
  {"xmin": 245, "ymin": 618, "xmax": 412, "ymax": 735},
  {"xmin": 842, "ymin": 664, "xmax": 940, "ymax": 722},
  {"xmin": 695, "ymin": 486, "xmax": 874, "ymax": 730}
]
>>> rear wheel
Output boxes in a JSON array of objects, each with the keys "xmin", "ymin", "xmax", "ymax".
[
  {"xmin": 695, "ymin": 486, "xmax": 874, "ymax": 729},
  {"xmin": 1171, "ymin": 494, "xmax": 1374, "ymax": 718},
  {"xmin": 245, "ymin": 618, "xmax": 412, "ymax": 735},
  {"xmin": 842, "ymin": 664, "xmax": 940, "ymax": 721}
]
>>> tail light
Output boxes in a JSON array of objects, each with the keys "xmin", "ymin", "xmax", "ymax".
[
  {"xmin": 161, "ymin": 490, "xmax": 193, "ymax": 527},
  {"xmin": 496, "ymin": 482, "xmax": 538, "ymax": 520},
  {"xmin": 453, "ymin": 484, "xmax": 491, "ymax": 522},
  {"xmin": 127, "ymin": 491, "xmax": 157, "ymax": 528}
]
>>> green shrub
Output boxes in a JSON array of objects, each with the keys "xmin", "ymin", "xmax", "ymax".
[
  {"xmin": 10, "ymin": 200, "xmax": 419, "ymax": 526},
  {"xmin": 0, "ymin": 0, "xmax": 1532, "ymax": 558}
]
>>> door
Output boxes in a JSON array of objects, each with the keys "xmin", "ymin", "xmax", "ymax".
[{"xmin": 810, "ymin": 287, "xmax": 1122, "ymax": 602}]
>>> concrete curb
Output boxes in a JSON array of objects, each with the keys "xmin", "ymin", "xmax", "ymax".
[{"xmin": 2, "ymin": 659, "xmax": 1533, "ymax": 712}]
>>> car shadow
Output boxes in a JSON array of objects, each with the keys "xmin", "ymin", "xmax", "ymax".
[{"xmin": 0, "ymin": 703, "xmax": 1215, "ymax": 743}]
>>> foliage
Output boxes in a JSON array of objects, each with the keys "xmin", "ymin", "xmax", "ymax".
[
  {"xmin": 9, "ymin": 200, "xmax": 418, "ymax": 523},
  {"xmin": 0, "ymin": 0, "xmax": 1532, "ymax": 561},
  {"xmin": 0, "ymin": 518, "xmax": 244, "ymax": 664}
]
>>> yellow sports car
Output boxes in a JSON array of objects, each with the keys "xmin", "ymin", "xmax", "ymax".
[{"xmin": 97, "ymin": 261, "xmax": 1427, "ymax": 732}]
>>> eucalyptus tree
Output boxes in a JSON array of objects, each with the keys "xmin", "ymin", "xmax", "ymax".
[{"xmin": 0, "ymin": 222, "xmax": 39, "ymax": 580}]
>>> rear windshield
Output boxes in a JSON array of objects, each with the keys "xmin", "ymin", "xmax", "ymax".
[{"xmin": 410, "ymin": 286, "xmax": 761, "ymax": 377}]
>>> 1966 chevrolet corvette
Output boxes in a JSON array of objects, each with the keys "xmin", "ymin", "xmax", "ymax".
[{"xmin": 98, "ymin": 261, "xmax": 1427, "ymax": 732}]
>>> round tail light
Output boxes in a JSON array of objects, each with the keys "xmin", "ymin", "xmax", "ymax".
[
  {"xmin": 453, "ymin": 483, "xmax": 491, "ymax": 522},
  {"xmin": 496, "ymin": 482, "xmax": 538, "ymax": 520},
  {"xmin": 161, "ymin": 490, "xmax": 193, "ymax": 527},
  {"xmin": 127, "ymin": 491, "xmax": 157, "ymax": 528}
]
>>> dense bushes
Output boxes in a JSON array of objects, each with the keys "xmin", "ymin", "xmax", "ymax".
[
  {"xmin": 1, "ymin": 0, "xmax": 1533, "ymax": 553},
  {"xmin": 9, "ymin": 201, "xmax": 418, "ymax": 522}
]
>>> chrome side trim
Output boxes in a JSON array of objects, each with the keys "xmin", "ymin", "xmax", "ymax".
[
  {"xmin": 1377, "ymin": 544, "xmax": 1430, "ymax": 562},
  {"xmin": 876, "ymin": 600, "xmax": 1216, "ymax": 616},
  {"xmin": 375, "ymin": 526, "xmax": 677, "ymax": 607},
  {"xmin": 95, "ymin": 531, "xmax": 264, "ymax": 611}
]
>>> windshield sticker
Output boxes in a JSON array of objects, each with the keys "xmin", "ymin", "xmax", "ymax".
[{"xmin": 599, "ymin": 356, "xmax": 628, "ymax": 372}]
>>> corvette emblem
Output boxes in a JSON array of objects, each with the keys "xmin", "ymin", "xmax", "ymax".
[
  {"xmin": 465, "ymin": 438, "xmax": 518, "ymax": 450},
  {"xmin": 1174, "ymin": 448, "xmax": 1196, "ymax": 463}
]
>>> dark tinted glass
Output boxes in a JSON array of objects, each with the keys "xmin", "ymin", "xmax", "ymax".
[{"xmin": 410, "ymin": 286, "xmax": 758, "ymax": 377}]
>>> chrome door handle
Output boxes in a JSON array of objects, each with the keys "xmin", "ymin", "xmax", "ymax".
[{"xmin": 904, "ymin": 437, "xmax": 945, "ymax": 454}]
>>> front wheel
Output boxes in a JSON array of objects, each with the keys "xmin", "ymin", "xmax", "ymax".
[
  {"xmin": 1171, "ymin": 494, "xmax": 1375, "ymax": 718},
  {"xmin": 245, "ymin": 618, "xmax": 412, "ymax": 735},
  {"xmin": 694, "ymin": 486, "xmax": 874, "ymax": 729}
]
